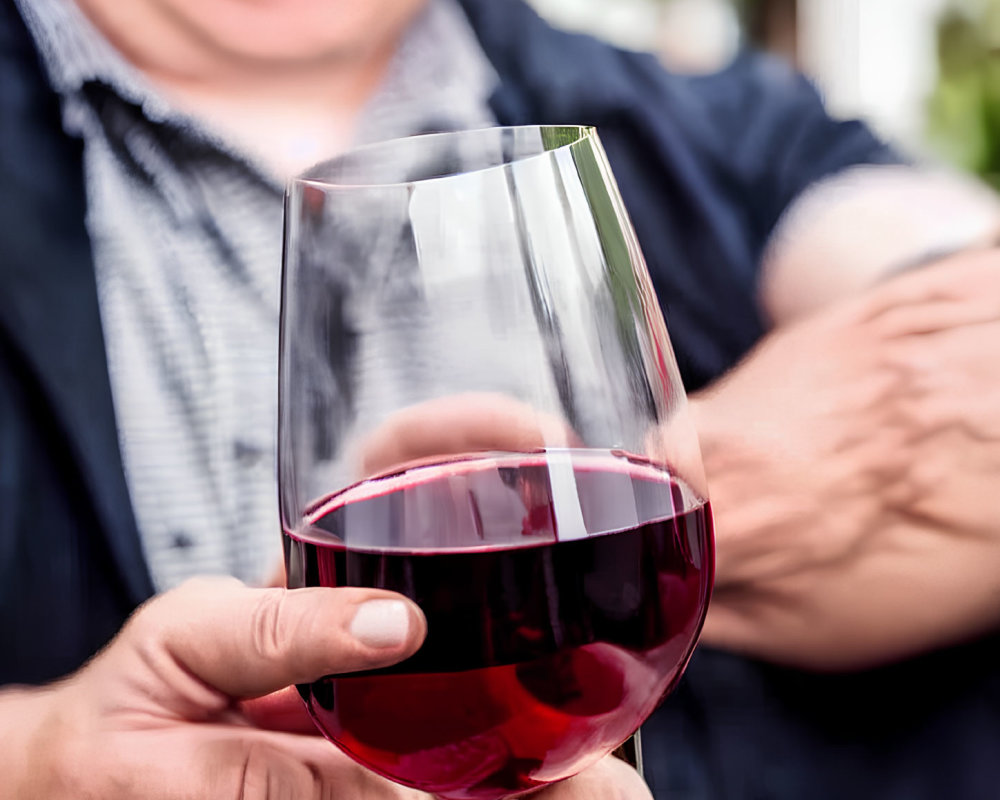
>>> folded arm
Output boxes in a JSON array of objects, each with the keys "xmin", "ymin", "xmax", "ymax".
[{"xmin": 697, "ymin": 164, "xmax": 1000, "ymax": 671}]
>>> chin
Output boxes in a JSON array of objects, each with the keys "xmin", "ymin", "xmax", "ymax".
[{"xmin": 164, "ymin": 0, "xmax": 428, "ymax": 63}]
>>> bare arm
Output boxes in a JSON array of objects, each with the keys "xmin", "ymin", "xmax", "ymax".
[
  {"xmin": 760, "ymin": 164, "xmax": 1000, "ymax": 324},
  {"xmin": 695, "ymin": 165, "xmax": 1000, "ymax": 671}
]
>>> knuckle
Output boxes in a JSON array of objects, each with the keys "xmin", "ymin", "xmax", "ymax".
[
  {"xmin": 249, "ymin": 589, "xmax": 294, "ymax": 662},
  {"xmin": 237, "ymin": 742, "xmax": 288, "ymax": 800},
  {"xmin": 121, "ymin": 595, "xmax": 168, "ymax": 647},
  {"xmin": 878, "ymin": 342, "xmax": 935, "ymax": 402}
]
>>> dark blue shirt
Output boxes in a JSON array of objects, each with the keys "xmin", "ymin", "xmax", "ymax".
[{"xmin": 5, "ymin": 1, "xmax": 997, "ymax": 799}]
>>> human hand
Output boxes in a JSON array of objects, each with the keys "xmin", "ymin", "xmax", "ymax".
[
  {"xmin": 356, "ymin": 391, "xmax": 577, "ymax": 478},
  {"xmin": 540, "ymin": 755, "xmax": 653, "ymax": 799},
  {"xmin": 265, "ymin": 392, "xmax": 572, "ymax": 588},
  {"xmin": 9, "ymin": 577, "xmax": 429, "ymax": 799},
  {"xmin": 694, "ymin": 248, "xmax": 1000, "ymax": 670},
  {"xmin": 7, "ymin": 570, "xmax": 650, "ymax": 799},
  {"xmin": 354, "ymin": 394, "xmax": 654, "ymax": 800}
]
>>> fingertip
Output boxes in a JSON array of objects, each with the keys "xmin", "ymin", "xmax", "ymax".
[
  {"xmin": 406, "ymin": 596, "xmax": 428, "ymax": 651},
  {"xmin": 348, "ymin": 593, "xmax": 427, "ymax": 658}
]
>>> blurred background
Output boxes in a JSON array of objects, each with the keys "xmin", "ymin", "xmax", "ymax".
[{"xmin": 528, "ymin": 0, "xmax": 1000, "ymax": 187}]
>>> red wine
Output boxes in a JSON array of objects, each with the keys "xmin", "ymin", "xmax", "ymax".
[{"xmin": 284, "ymin": 451, "xmax": 713, "ymax": 799}]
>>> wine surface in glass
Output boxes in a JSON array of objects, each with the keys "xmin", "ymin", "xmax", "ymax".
[{"xmin": 284, "ymin": 451, "xmax": 713, "ymax": 799}]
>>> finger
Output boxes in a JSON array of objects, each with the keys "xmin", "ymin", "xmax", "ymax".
[
  {"xmin": 642, "ymin": 407, "xmax": 710, "ymax": 500},
  {"xmin": 358, "ymin": 392, "xmax": 578, "ymax": 477},
  {"xmin": 250, "ymin": 734, "xmax": 431, "ymax": 799},
  {"xmin": 856, "ymin": 248, "xmax": 1000, "ymax": 330},
  {"xmin": 116, "ymin": 577, "xmax": 426, "ymax": 700},
  {"xmin": 186, "ymin": 729, "xmax": 432, "ymax": 800},
  {"xmin": 861, "ymin": 252, "xmax": 1000, "ymax": 339},
  {"xmin": 539, "ymin": 756, "xmax": 653, "ymax": 800},
  {"xmin": 240, "ymin": 686, "xmax": 319, "ymax": 734}
]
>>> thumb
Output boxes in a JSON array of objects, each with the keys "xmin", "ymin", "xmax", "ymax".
[
  {"xmin": 106, "ymin": 577, "xmax": 426, "ymax": 700},
  {"xmin": 541, "ymin": 757, "xmax": 653, "ymax": 800}
]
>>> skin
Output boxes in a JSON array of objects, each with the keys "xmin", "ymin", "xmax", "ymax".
[
  {"xmin": 698, "ymin": 247, "xmax": 1000, "ymax": 670},
  {"xmin": 0, "ymin": 578, "xmax": 651, "ymax": 799},
  {"xmin": 348, "ymin": 158, "xmax": 1000, "ymax": 675},
  {"xmin": 72, "ymin": 0, "xmax": 429, "ymax": 175},
  {"xmin": 342, "ymin": 163, "xmax": 1000, "ymax": 672},
  {"xmin": 692, "ymin": 164, "xmax": 1000, "ymax": 670},
  {"xmin": 759, "ymin": 165, "xmax": 1000, "ymax": 325},
  {"xmin": 337, "ymin": 271, "xmax": 1000, "ymax": 674},
  {"xmin": 10, "ymin": 0, "xmax": 1000, "ymax": 793},
  {"xmin": 0, "ymin": 2, "xmax": 652, "ymax": 797},
  {"xmin": 67, "ymin": 0, "xmax": 1000, "ymax": 675}
]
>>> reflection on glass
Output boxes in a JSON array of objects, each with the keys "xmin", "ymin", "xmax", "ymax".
[{"xmin": 279, "ymin": 126, "xmax": 714, "ymax": 800}]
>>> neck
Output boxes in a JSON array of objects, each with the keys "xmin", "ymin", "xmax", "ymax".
[{"xmin": 72, "ymin": 0, "xmax": 414, "ymax": 176}]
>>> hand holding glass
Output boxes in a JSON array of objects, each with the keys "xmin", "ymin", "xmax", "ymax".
[{"xmin": 279, "ymin": 126, "xmax": 713, "ymax": 799}]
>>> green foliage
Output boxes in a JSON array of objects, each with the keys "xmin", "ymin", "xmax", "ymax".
[{"xmin": 928, "ymin": 0, "xmax": 1000, "ymax": 187}]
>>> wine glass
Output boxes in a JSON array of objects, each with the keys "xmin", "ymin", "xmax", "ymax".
[{"xmin": 279, "ymin": 125, "xmax": 713, "ymax": 800}]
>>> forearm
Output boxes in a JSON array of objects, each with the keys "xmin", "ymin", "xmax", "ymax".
[
  {"xmin": 761, "ymin": 165, "xmax": 1000, "ymax": 325},
  {"xmin": 691, "ymin": 249, "xmax": 1000, "ymax": 671},
  {"xmin": 689, "ymin": 393, "xmax": 806, "ymax": 593},
  {"xmin": 690, "ymin": 379, "xmax": 913, "ymax": 671}
]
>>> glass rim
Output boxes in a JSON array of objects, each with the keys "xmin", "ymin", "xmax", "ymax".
[{"xmin": 292, "ymin": 124, "xmax": 597, "ymax": 192}]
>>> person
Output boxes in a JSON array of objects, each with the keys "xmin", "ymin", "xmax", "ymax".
[
  {"xmin": 1, "ymin": 0, "xmax": 1000, "ymax": 796},
  {"xmin": 2, "ymin": 575, "xmax": 652, "ymax": 798}
]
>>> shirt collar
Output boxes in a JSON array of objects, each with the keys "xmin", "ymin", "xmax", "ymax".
[
  {"xmin": 12, "ymin": 0, "xmax": 174, "ymax": 120},
  {"xmin": 14, "ymin": 0, "xmax": 499, "ymax": 145}
]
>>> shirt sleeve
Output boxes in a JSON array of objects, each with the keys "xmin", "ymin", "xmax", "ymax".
[{"xmin": 666, "ymin": 50, "xmax": 906, "ymax": 247}]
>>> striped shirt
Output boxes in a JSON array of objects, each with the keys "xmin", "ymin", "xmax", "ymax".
[{"xmin": 14, "ymin": 0, "xmax": 498, "ymax": 590}]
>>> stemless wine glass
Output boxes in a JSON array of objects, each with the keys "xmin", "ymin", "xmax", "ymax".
[{"xmin": 279, "ymin": 125, "xmax": 714, "ymax": 800}]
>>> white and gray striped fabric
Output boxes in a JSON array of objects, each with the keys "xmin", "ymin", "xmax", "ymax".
[{"xmin": 14, "ymin": 0, "xmax": 498, "ymax": 590}]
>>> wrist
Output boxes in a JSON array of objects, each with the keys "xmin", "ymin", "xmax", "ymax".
[
  {"xmin": 882, "ymin": 231, "xmax": 1000, "ymax": 280},
  {"xmin": 0, "ymin": 685, "xmax": 67, "ymax": 799},
  {"xmin": 689, "ymin": 389, "xmax": 814, "ymax": 592},
  {"xmin": 688, "ymin": 393, "xmax": 754, "ymax": 590}
]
